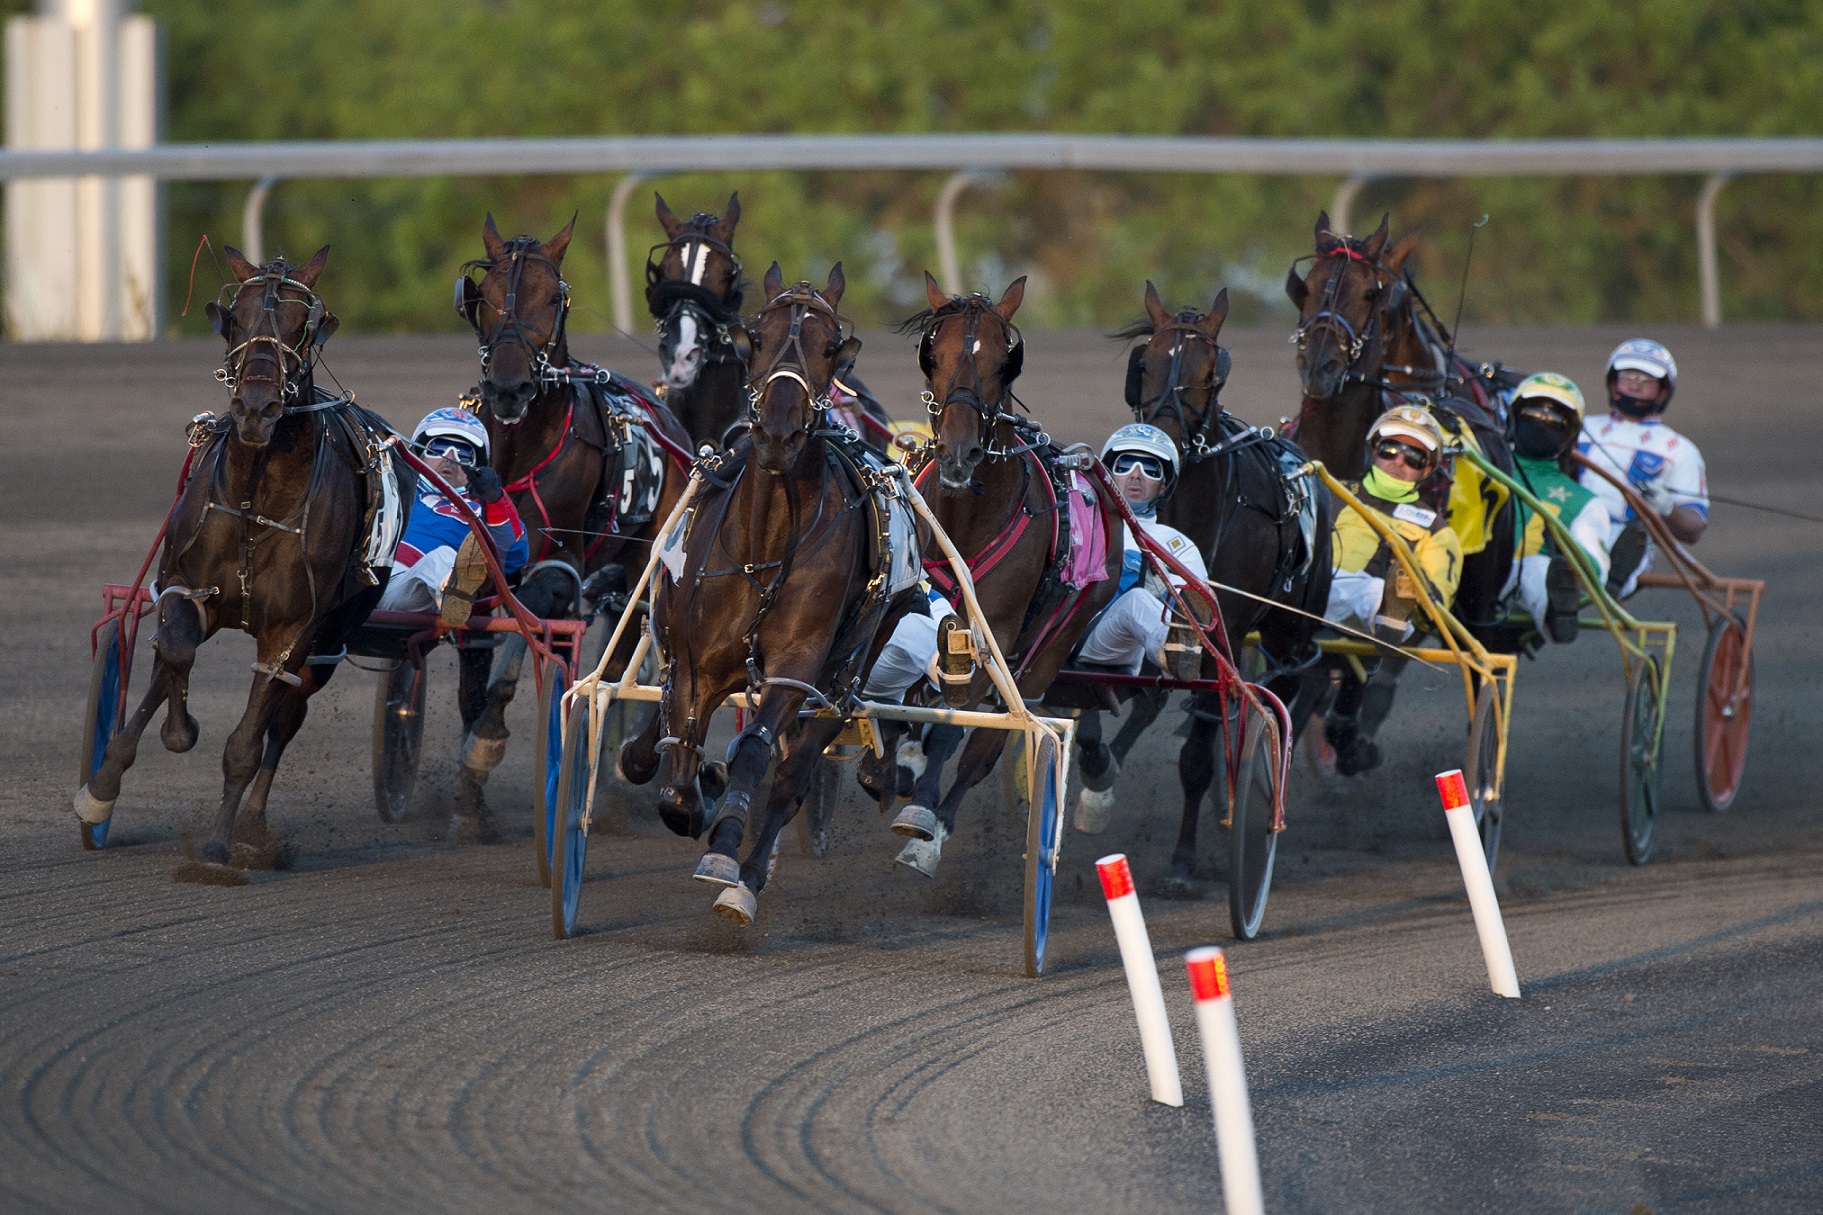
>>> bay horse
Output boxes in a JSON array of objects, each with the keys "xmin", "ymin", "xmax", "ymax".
[
  {"xmin": 453, "ymin": 214, "xmax": 690, "ymax": 838},
  {"xmin": 76, "ymin": 247, "xmax": 410, "ymax": 875},
  {"xmin": 1091, "ymin": 282, "xmax": 1333, "ymax": 893},
  {"xmin": 647, "ymin": 193, "xmax": 749, "ymax": 449},
  {"xmin": 1284, "ymin": 212, "xmax": 1518, "ymax": 772},
  {"xmin": 881, "ymin": 273, "xmax": 1122, "ymax": 876},
  {"xmin": 617, "ymin": 263, "xmax": 919, "ymax": 924}
]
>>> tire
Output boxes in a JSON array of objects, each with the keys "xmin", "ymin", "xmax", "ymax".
[
  {"xmin": 1226, "ymin": 712, "xmax": 1281, "ymax": 941},
  {"xmin": 550, "ymin": 705, "xmax": 593, "ymax": 939},
  {"xmin": 797, "ymin": 755, "xmax": 839, "ymax": 858},
  {"xmin": 1695, "ymin": 615, "xmax": 1753, "ymax": 814},
  {"xmin": 1463, "ymin": 681, "xmax": 1503, "ymax": 874},
  {"xmin": 77, "ymin": 618, "xmax": 127, "ymax": 851},
  {"xmin": 1023, "ymin": 734, "xmax": 1064, "ymax": 978},
  {"xmin": 370, "ymin": 657, "xmax": 428, "ymax": 824},
  {"xmin": 533, "ymin": 659, "xmax": 567, "ymax": 888},
  {"xmin": 1620, "ymin": 656, "xmax": 1664, "ymax": 866}
]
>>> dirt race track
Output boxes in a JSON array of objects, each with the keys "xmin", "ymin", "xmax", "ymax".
[{"xmin": 5, "ymin": 324, "xmax": 1822, "ymax": 1214}]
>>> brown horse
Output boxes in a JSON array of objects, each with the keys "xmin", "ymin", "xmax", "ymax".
[
  {"xmin": 617, "ymin": 263, "xmax": 916, "ymax": 924},
  {"xmin": 453, "ymin": 215, "xmax": 689, "ymax": 838},
  {"xmin": 76, "ymin": 247, "xmax": 409, "ymax": 874},
  {"xmin": 1284, "ymin": 212, "xmax": 1518, "ymax": 772},
  {"xmin": 648, "ymin": 193, "xmax": 749, "ymax": 448},
  {"xmin": 881, "ymin": 273, "xmax": 1121, "ymax": 876},
  {"xmin": 1093, "ymin": 282, "xmax": 1333, "ymax": 892}
]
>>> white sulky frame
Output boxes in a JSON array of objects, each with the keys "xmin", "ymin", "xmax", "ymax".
[{"xmin": 556, "ymin": 460, "xmax": 1077, "ymax": 976}]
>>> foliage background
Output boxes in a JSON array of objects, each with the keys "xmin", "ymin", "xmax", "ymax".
[{"xmin": 9, "ymin": 0, "xmax": 1823, "ymax": 332}]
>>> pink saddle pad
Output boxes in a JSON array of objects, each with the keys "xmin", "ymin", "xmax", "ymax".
[{"xmin": 1061, "ymin": 471, "xmax": 1110, "ymax": 589}]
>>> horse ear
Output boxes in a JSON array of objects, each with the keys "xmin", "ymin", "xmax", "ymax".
[
  {"xmin": 763, "ymin": 261, "xmax": 784, "ymax": 300},
  {"xmin": 824, "ymin": 261, "xmax": 846, "ymax": 308},
  {"xmin": 482, "ymin": 214, "xmax": 507, "ymax": 260},
  {"xmin": 1363, "ymin": 213, "xmax": 1391, "ymax": 259},
  {"xmin": 1285, "ymin": 267, "xmax": 1308, "ymax": 308},
  {"xmin": 924, "ymin": 270, "xmax": 948, "ymax": 312},
  {"xmin": 1385, "ymin": 230, "xmax": 1421, "ymax": 272},
  {"xmin": 654, "ymin": 193, "xmax": 685, "ymax": 240},
  {"xmin": 295, "ymin": 245, "xmax": 330, "ymax": 288},
  {"xmin": 713, "ymin": 192, "xmax": 740, "ymax": 242},
  {"xmin": 1197, "ymin": 287, "xmax": 1229, "ymax": 339},
  {"xmin": 994, "ymin": 275, "xmax": 1026, "ymax": 322},
  {"xmin": 1314, "ymin": 210, "xmax": 1336, "ymax": 248},
  {"xmin": 543, "ymin": 214, "xmax": 576, "ymax": 265},
  {"xmin": 222, "ymin": 244, "xmax": 259, "ymax": 282},
  {"xmin": 1143, "ymin": 280, "xmax": 1170, "ymax": 330}
]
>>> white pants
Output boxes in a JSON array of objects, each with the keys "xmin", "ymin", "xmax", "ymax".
[
  {"xmin": 376, "ymin": 547, "xmax": 455, "ymax": 613},
  {"xmin": 862, "ymin": 600, "xmax": 955, "ymax": 700},
  {"xmin": 1077, "ymin": 588, "xmax": 1171, "ymax": 674}
]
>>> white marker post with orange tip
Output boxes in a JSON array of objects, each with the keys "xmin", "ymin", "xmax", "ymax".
[
  {"xmin": 1095, "ymin": 853, "xmax": 1183, "ymax": 1106},
  {"xmin": 1435, "ymin": 769, "xmax": 1521, "ymax": 999},
  {"xmin": 1185, "ymin": 947, "xmax": 1263, "ymax": 1215}
]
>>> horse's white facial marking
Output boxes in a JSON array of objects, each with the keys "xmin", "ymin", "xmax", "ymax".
[
  {"xmin": 971, "ymin": 339, "xmax": 982, "ymax": 353},
  {"xmin": 664, "ymin": 312, "xmax": 704, "ymax": 390},
  {"xmin": 687, "ymin": 241, "xmax": 709, "ymax": 286}
]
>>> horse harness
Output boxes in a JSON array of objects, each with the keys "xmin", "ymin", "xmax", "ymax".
[
  {"xmin": 646, "ymin": 217, "xmax": 746, "ymax": 378},
  {"xmin": 455, "ymin": 237, "xmax": 585, "ymax": 390},
  {"xmin": 211, "ymin": 261, "xmax": 335, "ymax": 406}
]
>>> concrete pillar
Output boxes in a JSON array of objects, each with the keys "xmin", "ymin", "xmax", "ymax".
[{"xmin": 1697, "ymin": 172, "xmax": 1731, "ymax": 329}]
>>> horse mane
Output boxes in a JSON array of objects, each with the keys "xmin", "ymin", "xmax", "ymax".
[{"xmin": 895, "ymin": 292, "xmax": 1001, "ymax": 337}]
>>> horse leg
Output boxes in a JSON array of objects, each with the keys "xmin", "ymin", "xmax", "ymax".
[
  {"xmin": 453, "ymin": 634, "xmax": 517, "ymax": 842},
  {"xmin": 891, "ymin": 722, "xmax": 962, "ymax": 842},
  {"xmin": 856, "ymin": 719, "xmax": 901, "ymax": 806},
  {"xmin": 1161, "ymin": 693, "xmax": 1225, "ymax": 897},
  {"xmin": 79, "ymin": 597, "xmax": 203, "ymax": 821},
  {"xmin": 196, "ymin": 669, "xmax": 291, "ymax": 867},
  {"xmin": 157, "ymin": 598, "xmax": 204, "ymax": 753},
  {"xmin": 230, "ymin": 661, "xmax": 335, "ymax": 868},
  {"xmin": 654, "ymin": 660, "xmax": 727, "ymax": 838},
  {"xmin": 1072, "ymin": 710, "xmax": 1118, "ymax": 835},
  {"xmin": 1347, "ymin": 652, "xmax": 1410, "ymax": 774},
  {"xmin": 895, "ymin": 726, "xmax": 1008, "ymax": 879},
  {"xmin": 715, "ymin": 717, "xmax": 843, "ymax": 926},
  {"xmin": 695, "ymin": 686, "xmax": 804, "ymax": 887}
]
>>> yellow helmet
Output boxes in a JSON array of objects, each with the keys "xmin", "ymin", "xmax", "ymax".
[
  {"xmin": 1511, "ymin": 372, "xmax": 1585, "ymax": 423},
  {"xmin": 1368, "ymin": 403, "xmax": 1444, "ymax": 471}
]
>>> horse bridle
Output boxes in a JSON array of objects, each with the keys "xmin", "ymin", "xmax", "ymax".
[
  {"xmin": 1128, "ymin": 309, "xmax": 1233, "ymax": 460},
  {"xmin": 741, "ymin": 284, "xmax": 850, "ymax": 421},
  {"xmin": 212, "ymin": 262, "xmax": 332, "ymax": 408},
  {"xmin": 455, "ymin": 237, "xmax": 573, "ymax": 387},
  {"xmin": 647, "ymin": 218, "xmax": 746, "ymax": 370},
  {"xmin": 1288, "ymin": 242, "xmax": 1408, "ymax": 394},
  {"xmin": 917, "ymin": 296, "xmax": 1030, "ymax": 458}
]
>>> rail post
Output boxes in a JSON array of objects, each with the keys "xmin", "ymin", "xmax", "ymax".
[
  {"xmin": 607, "ymin": 171, "xmax": 650, "ymax": 337},
  {"xmin": 240, "ymin": 174, "xmax": 278, "ymax": 266},
  {"xmin": 1697, "ymin": 171, "xmax": 1732, "ymax": 328},
  {"xmin": 1330, "ymin": 173, "xmax": 1376, "ymax": 237}
]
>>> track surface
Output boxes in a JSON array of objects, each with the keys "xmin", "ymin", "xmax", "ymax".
[{"xmin": 6, "ymin": 325, "xmax": 1822, "ymax": 1213}]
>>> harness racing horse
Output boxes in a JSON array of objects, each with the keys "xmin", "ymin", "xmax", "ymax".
[
  {"xmin": 617, "ymin": 263, "xmax": 918, "ymax": 924},
  {"xmin": 76, "ymin": 247, "xmax": 410, "ymax": 876},
  {"xmin": 881, "ymin": 273, "xmax": 1122, "ymax": 876},
  {"xmin": 648, "ymin": 193, "xmax": 749, "ymax": 449},
  {"xmin": 1284, "ymin": 212, "xmax": 1518, "ymax": 772},
  {"xmin": 454, "ymin": 215, "xmax": 690, "ymax": 838},
  {"xmin": 1095, "ymin": 283, "xmax": 1333, "ymax": 893}
]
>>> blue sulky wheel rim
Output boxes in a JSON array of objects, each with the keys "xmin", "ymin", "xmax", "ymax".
[
  {"xmin": 559, "ymin": 728, "xmax": 589, "ymax": 936},
  {"xmin": 1032, "ymin": 750, "xmax": 1060, "ymax": 973},
  {"xmin": 83, "ymin": 630, "xmax": 125, "ymax": 850},
  {"xmin": 542, "ymin": 670, "xmax": 565, "ymax": 876}
]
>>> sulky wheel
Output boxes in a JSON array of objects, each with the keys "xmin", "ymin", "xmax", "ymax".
[
  {"xmin": 1226, "ymin": 710, "xmax": 1281, "ymax": 941},
  {"xmin": 1022, "ymin": 733, "xmax": 1064, "ymax": 978},
  {"xmin": 550, "ymin": 702, "xmax": 594, "ymax": 939},
  {"xmin": 797, "ymin": 754, "xmax": 840, "ymax": 858},
  {"xmin": 76, "ymin": 618, "xmax": 128, "ymax": 850},
  {"xmin": 1620, "ymin": 656, "xmax": 1664, "ymax": 865},
  {"xmin": 371, "ymin": 657, "xmax": 428, "ymax": 823},
  {"xmin": 532, "ymin": 657, "xmax": 568, "ymax": 888},
  {"xmin": 1463, "ymin": 681, "xmax": 1503, "ymax": 875},
  {"xmin": 1695, "ymin": 615, "xmax": 1753, "ymax": 814}
]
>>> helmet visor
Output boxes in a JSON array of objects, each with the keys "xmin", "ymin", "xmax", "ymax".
[
  {"xmin": 1110, "ymin": 452, "xmax": 1167, "ymax": 481},
  {"xmin": 421, "ymin": 437, "xmax": 479, "ymax": 467}
]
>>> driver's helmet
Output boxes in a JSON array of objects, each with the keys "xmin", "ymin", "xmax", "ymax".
[
  {"xmin": 1511, "ymin": 372, "xmax": 1586, "ymax": 426},
  {"xmin": 1367, "ymin": 404, "xmax": 1445, "ymax": 477},
  {"xmin": 412, "ymin": 407, "xmax": 490, "ymax": 464},
  {"xmin": 1101, "ymin": 422, "xmax": 1181, "ymax": 498},
  {"xmin": 1605, "ymin": 338, "xmax": 1677, "ymax": 411}
]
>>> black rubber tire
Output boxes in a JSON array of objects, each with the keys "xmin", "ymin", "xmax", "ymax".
[
  {"xmin": 1463, "ymin": 681, "xmax": 1503, "ymax": 875},
  {"xmin": 797, "ymin": 756, "xmax": 839, "ymax": 858},
  {"xmin": 1227, "ymin": 711, "xmax": 1281, "ymax": 941},
  {"xmin": 1620, "ymin": 656, "xmax": 1664, "ymax": 866},
  {"xmin": 370, "ymin": 658, "xmax": 427, "ymax": 824},
  {"xmin": 1022, "ymin": 734, "xmax": 1063, "ymax": 978},
  {"xmin": 1694, "ymin": 615, "xmax": 1753, "ymax": 814}
]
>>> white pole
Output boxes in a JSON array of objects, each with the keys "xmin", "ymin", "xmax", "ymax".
[
  {"xmin": 1185, "ymin": 947, "xmax": 1264, "ymax": 1215},
  {"xmin": 1696, "ymin": 172, "xmax": 1731, "ymax": 329},
  {"xmin": 606, "ymin": 171, "xmax": 649, "ymax": 337},
  {"xmin": 933, "ymin": 169, "xmax": 976, "ymax": 296},
  {"xmin": 1434, "ymin": 770, "xmax": 1521, "ymax": 998},
  {"xmin": 1095, "ymin": 853, "xmax": 1183, "ymax": 1107}
]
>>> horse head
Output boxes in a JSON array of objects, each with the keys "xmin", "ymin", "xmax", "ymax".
[
  {"xmin": 743, "ymin": 262, "xmax": 859, "ymax": 474},
  {"xmin": 912, "ymin": 273, "xmax": 1026, "ymax": 491},
  {"xmin": 650, "ymin": 192, "xmax": 743, "ymax": 392},
  {"xmin": 206, "ymin": 245, "xmax": 335, "ymax": 447},
  {"xmin": 1122, "ymin": 281, "xmax": 1229, "ymax": 454},
  {"xmin": 1285, "ymin": 212, "xmax": 1418, "ymax": 403},
  {"xmin": 457, "ymin": 214, "xmax": 574, "ymax": 424}
]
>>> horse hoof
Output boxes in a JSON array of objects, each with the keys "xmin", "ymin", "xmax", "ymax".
[
  {"xmin": 698, "ymin": 761, "xmax": 729, "ymax": 804},
  {"xmin": 890, "ymin": 803, "xmax": 939, "ymax": 841},
  {"xmin": 172, "ymin": 859, "xmax": 250, "ymax": 887},
  {"xmin": 693, "ymin": 851, "xmax": 741, "ymax": 888},
  {"xmin": 894, "ymin": 823, "xmax": 947, "ymax": 878},
  {"xmin": 229, "ymin": 838, "xmax": 284, "ymax": 871},
  {"xmin": 462, "ymin": 732, "xmax": 509, "ymax": 773},
  {"xmin": 1153, "ymin": 871, "xmax": 1204, "ymax": 901},
  {"xmin": 1072, "ymin": 785, "xmax": 1117, "ymax": 835},
  {"xmin": 616, "ymin": 738, "xmax": 658, "ymax": 786},
  {"xmin": 73, "ymin": 786, "xmax": 115, "ymax": 826},
  {"xmin": 1080, "ymin": 751, "xmax": 1120, "ymax": 794},
  {"xmin": 659, "ymin": 791, "xmax": 704, "ymax": 840},
  {"xmin": 161, "ymin": 711, "xmax": 200, "ymax": 754},
  {"xmin": 712, "ymin": 883, "xmax": 757, "ymax": 926},
  {"xmin": 449, "ymin": 813, "xmax": 500, "ymax": 845},
  {"xmin": 1334, "ymin": 737, "xmax": 1381, "ymax": 777}
]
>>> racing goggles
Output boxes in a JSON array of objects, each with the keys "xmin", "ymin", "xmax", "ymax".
[
  {"xmin": 421, "ymin": 437, "xmax": 480, "ymax": 467},
  {"xmin": 1372, "ymin": 440, "xmax": 1431, "ymax": 472},
  {"xmin": 1110, "ymin": 453, "xmax": 1167, "ymax": 481}
]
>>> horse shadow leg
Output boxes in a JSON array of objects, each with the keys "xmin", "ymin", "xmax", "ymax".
[
  {"xmin": 890, "ymin": 722, "xmax": 962, "ymax": 851},
  {"xmin": 230, "ymin": 661, "xmax": 335, "ymax": 869},
  {"xmin": 694, "ymin": 688, "xmax": 803, "ymax": 888},
  {"xmin": 715, "ymin": 716, "xmax": 843, "ymax": 926},
  {"xmin": 79, "ymin": 596, "xmax": 205, "ymax": 825},
  {"xmin": 1160, "ymin": 692, "xmax": 1224, "ymax": 899}
]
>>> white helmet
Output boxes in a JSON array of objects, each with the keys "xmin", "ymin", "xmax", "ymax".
[
  {"xmin": 1101, "ymin": 422, "xmax": 1181, "ymax": 495},
  {"xmin": 1605, "ymin": 338, "xmax": 1677, "ymax": 410},
  {"xmin": 412, "ymin": 407, "xmax": 490, "ymax": 460}
]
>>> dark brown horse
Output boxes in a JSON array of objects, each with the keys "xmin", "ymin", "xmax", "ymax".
[
  {"xmin": 648, "ymin": 193, "xmax": 749, "ymax": 449},
  {"xmin": 882, "ymin": 273, "xmax": 1122, "ymax": 876},
  {"xmin": 453, "ymin": 215, "xmax": 690, "ymax": 838},
  {"xmin": 76, "ymin": 247, "xmax": 409, "ymax": 874},
  {"xmin": 1284, "ymin": 212, "xmax": 1518, "ymax": 771},
  {"xmin": 617, "ymin": 263, "xmax": 916, "ymax": 924},
  {"xmin": 1083, "ymin": 282, "xmax": 1334, "ymax": 892}
]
